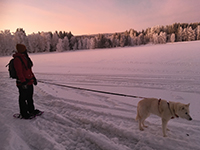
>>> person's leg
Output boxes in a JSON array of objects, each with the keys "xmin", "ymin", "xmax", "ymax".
[
  {"xmin": 26, "ymin": 84, "xmax": 35, "ymax": 114},
  {"xmin": 17, "ymin": 86, "xmax": 29, "ymax": 118}
]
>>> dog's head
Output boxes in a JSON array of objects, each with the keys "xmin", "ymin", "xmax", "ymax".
[{"xmin": 176, "ymin": 103, "xmax": 192, "ymax": 121}]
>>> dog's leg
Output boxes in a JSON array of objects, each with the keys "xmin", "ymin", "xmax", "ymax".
[
  {"xmin": 140, "ymin": 114, "xmax": 150, "ymax": 130},
  {"xmin": 136, "ymin": 106, "xmax": 145, "ymax": 131},
  {"xmin": 140, "ymin": 112, "xmax": 150, "ymax": 130},
  {"xmin": 138, "ymin": 119, "xmax": 144, "ymax": 131},
  {"xmin": 142, "ymin": 113, "xmax": 150, "ymax": 128},
  {"xmin": 142, "ymin": 121, "xmax": 148, "ymax": 128},
  {"xmin": 162, "ymin": 118, "xmax": 169, "ymax": 137}
]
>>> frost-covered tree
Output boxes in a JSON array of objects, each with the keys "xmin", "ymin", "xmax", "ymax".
[
  {"xmin": 129, "ymin": 29, "xmax": 138, "ymax": 46},
  {"xmin": 70, "ymin": 36, "xmax": 77, "ymax": 50},
  {"xmin": 110, "ymin": 34, "xmax": 120, "ymax": 47},
  {"xmin": 82, "ymin": 38, "xmax": 87, "ymax": 49},
  {"xmin": 56, "ymin": 36, "xmax": 69, "ymax": 52},
  {"xmin": 130, "ymin": 36, "xmax": 137, "ymax": 46},
  {"xmin": 151, "ymin": 25, "xmax": 161, "ymax": 34},
  {"xmin": 177, "ymin": 26, "xmax": 183, "ymax": 42},
  {"xmin": 130, "ymin": 29, "xmax": 137, "ymax": 37},
  {"xmin": 36, "ymin": 33, "xmax": 47, "ymax": 52},
  {"xmin": 152, "ymin": 33, "xmax": 159, "ymax": 44},
  {"xmin": 143, "ymin": 34, "xmax": 149, "ymax": 44},
  {"xmin": 73, "ymin": 42, "xmax": 78, "ymax": 50},
  {"xmin": 105, "ymin": 38, "xmax": 111, "ymax": 48},
  {"xmin": 187, "ymin": 26, "xmax": 195, "ymax": 41},
  {"xmin": 40, "ymin": 32, "xmax": 51, "ymax": 52},
  {"xmin": 14, "ymin": 29, "xmax": 26, "ymax": 43},
  {"xmin": 14, "ymin": 28, "xmax": 29, "ymax": 50},
  {"xmin": 130, "ymin": 37, "xmax": 134, "ymax": 46},
  {"xmin": 137, "ymin": 33, "xmax": 144, "ymax": 45},
  {"xmin": 158, "ymin": 32, "xmax": 167, "ymax": 44},
  {"xmin": 96, "ymin": 34, "xmax": 107, "ymax": 48},
  {"xmin": 27, "ymin": 33, "xmax": 40, "ymax": 53},
  {"xmin": 182, "ymin": 28, "xmax": 188, "ymax": 41},
  {"xmin": 51, "ymin": 32, "xmax": 59, "ymax": 52},
  {"xmin": 170, "ymin": 33, "xmax": 175, "ymax": 43},
  {"xmin": 62, "ymin": 36, "xmax": 70, "ymax": 51},
  {"xmin": 89, "ymin": 38, "xmax": 96, "ymax": 49},
  {"xmin": 28, "ymin": 32, "xmax": 50, "ymax": 53},
  {"xmin": 120, "ymin": 35, "xmax": 126, "ymax": 47},
  {"xmin": 0, "ymin": 30, "xmax": 15, "ymax": 55},
  {"xmin": 86, "ymin": 38, "xmax": 91, "ymax": 49},
  {"xmin": 2, "ymin": 22, "xmax": 200, "ymax": 55},
  {"xmin": 56, "ymin": 39, "xmax": 64, "ymax": 52},
  {"xmin": 127, "ymin": 36, "xmax": 131, "ymax": 46},
  {"xmin": 197, "ymin": 25, "xmax": 200, "ymax": 40},
  {"xmin": 78, "ymin": 38, "xmax": 82, "ymax": 50}
]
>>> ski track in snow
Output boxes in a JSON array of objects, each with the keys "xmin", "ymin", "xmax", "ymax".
[{"xmin": 1, "ymin": 41, "xmax": 200, "ymax": 150}]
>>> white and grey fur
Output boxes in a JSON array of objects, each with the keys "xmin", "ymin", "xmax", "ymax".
[{"xmin": 136, "ymin": 98, "xmax": 192, "ymax": 137}]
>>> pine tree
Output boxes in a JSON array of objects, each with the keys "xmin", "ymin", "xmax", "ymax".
[
  {"xmin": 51, "ymin": 32, "xmax": 59, "ymax": 51},
  {"xmin": 70, "ymin": 36, "xmax": 77, "ymax": 50}
]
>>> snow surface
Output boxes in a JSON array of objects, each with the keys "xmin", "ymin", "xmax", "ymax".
[{"xmin": 0, "ymin": 41, "xmax": 200, "ymax": 150}]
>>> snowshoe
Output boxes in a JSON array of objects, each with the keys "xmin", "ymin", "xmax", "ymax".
[
  {"xmin": 34, "ymin": 109, "xmax": 44, "ymax": 116},
  {"xmin": 13, "ymin": 113, "xmax": 36, "ymax": 119}
]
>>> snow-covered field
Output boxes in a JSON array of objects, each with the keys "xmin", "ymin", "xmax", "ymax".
[{"xmin": 0, "ymin": 41, "xmax": 200, "ymax": 150}]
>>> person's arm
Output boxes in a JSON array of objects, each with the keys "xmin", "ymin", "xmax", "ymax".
[{"xmin": 14, "ymin": 57, "xmax": 26, "ymax": 83}]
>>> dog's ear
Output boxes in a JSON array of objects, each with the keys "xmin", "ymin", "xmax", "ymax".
[{"xmin": 186, "ymin": 103, "xmax": 190, "ymax": 107}]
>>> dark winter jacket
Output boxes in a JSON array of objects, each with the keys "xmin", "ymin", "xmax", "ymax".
[{"xmin": 13, "ymin": 52, "xmax": 35, "ymax": 86}]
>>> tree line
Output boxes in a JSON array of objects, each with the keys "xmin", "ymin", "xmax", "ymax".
[{"xmin": 0, "ymin": 22, "xmax": 200, "ymax": 56}]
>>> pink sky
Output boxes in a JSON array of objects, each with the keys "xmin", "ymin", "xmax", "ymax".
[{"xmin": 0, "ymin": 0, "xmax": 200, "ymax": 35}]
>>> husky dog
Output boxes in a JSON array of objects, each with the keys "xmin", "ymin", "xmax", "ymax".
[{"xmin": 136, "ymin": 98, "xmax": 192, "ymax": 137}]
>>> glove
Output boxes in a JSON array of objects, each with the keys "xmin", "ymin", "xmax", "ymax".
[
  {"xmin": 33, "ymin": 77, "xmax": 37, "ymax": 85},
  {"xmin": 21, "ymin": 82, "xmax": 28, "ymax": 89}
]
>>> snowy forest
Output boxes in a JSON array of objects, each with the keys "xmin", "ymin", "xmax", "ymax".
[{"xmin": 0, "ymin": 22, "xmax": 200, "ymax": 56}]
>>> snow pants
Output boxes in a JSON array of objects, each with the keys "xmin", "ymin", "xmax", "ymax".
[{"xmin": 17, "ymin": 84, "xmax": 35, "ymax": 118}]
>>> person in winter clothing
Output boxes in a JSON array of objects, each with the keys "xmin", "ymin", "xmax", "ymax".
[{"xmin": 13, "ymin": 44, "xmax": 40, "ymax": 119}]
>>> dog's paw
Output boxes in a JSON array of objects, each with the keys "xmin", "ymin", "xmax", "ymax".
[
  {"xmin": 163, "ymin": 134, "xmax": 167, "ymax": 137},
  {"xmin": 167, "ymin": 128, "xmax": 170, "ymax": 131},
  {"xmin": 139, "ymin": 127, "xmax": 144, "ymax": 131}
]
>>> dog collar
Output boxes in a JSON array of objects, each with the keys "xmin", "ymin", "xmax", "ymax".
[
  {"xmin": 167, "ymin": 102, "xmax": 179, "ymax": 119},
  {"xmin": 158, "ymin": 99, "xmax": 179, "ymax": 119}
]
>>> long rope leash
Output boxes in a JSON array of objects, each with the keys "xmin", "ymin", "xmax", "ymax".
[{"xmin": 38, "ymin": 80, "xmax": 146, "ymax": 99}]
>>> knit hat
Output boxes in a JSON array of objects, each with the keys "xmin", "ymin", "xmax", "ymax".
[{"xmin": 16, "ymin": 44, "xmax": 27, "ymax": 53}]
